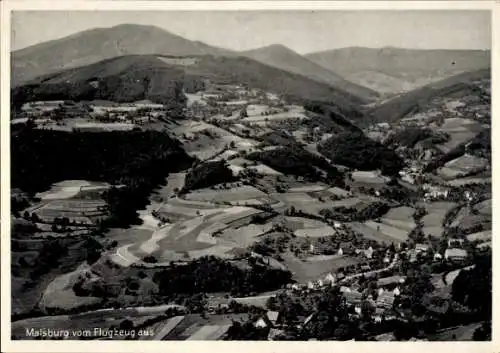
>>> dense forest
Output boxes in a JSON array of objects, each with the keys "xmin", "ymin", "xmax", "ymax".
[
  {"xmin": 152, "ymin": 256, "xmax": 292, "ymax": 297},
  {"xmin": 247, "ymin": 146, "xmax": 343, "ymax": 184},
  {"xmin": 318, "ymin": 131, "xmax": 404, "ymax": 176},
  {"xmin": 11, "ymin": 126, "xmax": 194, "ymax": 227},
  {"xmin": 183, "ymin": 160, "xmax": 236, "ymax": 191}
]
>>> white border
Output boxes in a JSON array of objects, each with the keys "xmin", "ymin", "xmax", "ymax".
[{"xmin": 1, "ymin": 1, "xmax": 498, "ymax": 353}]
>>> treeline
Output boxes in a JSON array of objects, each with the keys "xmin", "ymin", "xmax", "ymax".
[
  {"xmin": 318, "ymin": 131, "xmax": 404, "ymax": 176},
  {"xmin": 153, "ymin": 256, "xmax": 292, "ymax": 297},
  {"xmin": 385, "ymin": 127, "xmax": 448, "ymax": 149},
  {"xmin": 320, "ymin": 202, "xmax": 390, "ymax": 222},
  {"xmin": 11, "ymin": 127, "xmax": 193, "ymax": 227}
]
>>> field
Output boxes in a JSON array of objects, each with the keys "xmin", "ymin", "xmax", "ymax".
[
  {"xmin": 111, "ymin": 203, "xmax": 266, "ymax": 266},
  {"xmin": 281, "ymin": 252, "xmax": 360, "ymax": 284},
  {"xmin": 445, "ymin": 177, "xmax": 491, "ymax": 187},
  {"xmin": 419, "ymin": 201, "xmax": 458, "ymax": 238},
  {"xmin": 272, "ymin": 191, "xmax": 377, "ymax": 217},
  {"xmin": 351, "ymin": 171, "xmax": 390, "ymax": 185},
  {"xmin": 379, "ymin": 206, "xmax": 416, "ymax": 231},
  {"xmin": 438, "ymin": 154, "xmax": 488, "ymax": 179},
  {"xmin": 184, "ymin": 185, "xmax": 267, "ymax": 203},
  {"xmin": 11, "ymin": 304, "xmax": 188, "ymax": 340},
  {"xmin": 294, "ymin": 226, "xmax": 336, "ymax": 238},
  {"xmin": 38, "ymin": 263, "xmax": 103, "ymax": 312},
  {"xmin": 348, "ymin": 222, "xmax": 407, "ymax": 244},
  {"xmin": 161, "ymin": 313, "xmax": 250, "ymax": 340},
  {"xmin": 35, "ymin": 180, "xmax": 110, "ymax": 200},
  {"xmin": 450, "ymin": 205, "xmax": 491, "ymax": 233}
]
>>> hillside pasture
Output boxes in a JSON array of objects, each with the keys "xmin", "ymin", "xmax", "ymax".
[
  {"xmin": 294, "ymin": 226, "xmax": 336, "ymax": 238},
  {"xmin": 351, "ymin": 171, "xmax": 390, "ymax": 185},
  {"xmin": 114, "ymin": 206, "xmax": 265, "ymax": 266},
  {"xmin": 419, "ymin": 201, "xmax": 457, "ymax": 238},
  {"xmin": 445, "ymin": 177, "xmax": 491, "ymax": 187},
  {"xmin": 281, "ymin": 252, "xmax": 360, "ymax": 284},
  {"xmin": 450, "ymin": 206, "xmax": 491, "ymax": 233},
  {"xmin": 35, "ymin": 180, "xmax": 110, "ymax": 200},
  {"xmin": 184, "ymin": 185, "xmax": 266, "ymax": 203},
  {"xmin": 284, "ymin": 216, "xmax": 330, "ymax": 231},
  {"xmin": 348, "ymin": 222, "xmax": 406, "ymax": 244},
  {"xmin": 473, "ymin": 199, "xmax": 491, "ymax": 216},
  {"xmin": 379, "ymin": 206, "xmax": 416, "ymax": 231}
]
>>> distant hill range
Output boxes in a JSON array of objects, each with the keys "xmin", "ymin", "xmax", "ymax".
[
  {"xmin": 306, "ymin": 47, "xmax": 490, "ymax": 94},
  {"xmin": 368, "ymin": 68, "xmax": 490, "ymax": 123},
  {"xmin": 12, "ymin": 54, "xmax": 366, "ymax": 118},
  {"xmin": 12, "ymin": 24, "xmax": 374, "ymax": 103},
  {"xmin": 12, "ymin": 24, "xmax": 232, "ymax": 86},
  {"xmin": 241, "ymin": 44, "xmax": 379, "ymax": 101}
]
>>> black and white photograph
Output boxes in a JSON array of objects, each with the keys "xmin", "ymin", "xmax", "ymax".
[{"xmin": 1, "ymin": 2, "xmax": 494, "ymax": 348}]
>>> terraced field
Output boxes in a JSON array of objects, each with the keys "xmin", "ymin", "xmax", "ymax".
[{"xmin": 111, "ymin": 204, "xmax": 265, "ymax": 267}]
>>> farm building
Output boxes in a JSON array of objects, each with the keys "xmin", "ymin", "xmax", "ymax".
[
  {"xmin": 377, "ymin": 275, "xmax": 405, "ymax": 288},
  {"xmin": 376, "ymin": 292, "xmax": 396, "ymax": 309},
  {"xmin": 444, "ymin": 248, "xmax": 468, "ymax": 261},
  {"xmin": 415, "ymin": 243, "xmax": 430, "ymax": 253}
]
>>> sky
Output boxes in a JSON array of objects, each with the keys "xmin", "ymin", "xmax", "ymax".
[{"xmin": 11, "ymin": 10, "xmax": 491, "ymax": 53}]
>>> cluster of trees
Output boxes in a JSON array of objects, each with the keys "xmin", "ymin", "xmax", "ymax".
[
  {"xmin": 385, "ymin": 127, "xmax": 450, "ymax": 150},
  {"xmin": 451, "ymin": 252, "xmax": 491, "ymax": 320},
  {"xmin": 318, "ymin": 131, "xmax": 404, "ymax": 177},
  {"xmin": 183, "ymin": 160, "xmax": 235, "ymax": 192},
  {"xmin": 266, "ymin": 288, "xmax": 363, "ymax": 340},
  {"xmin": 320, "ymin": 202, "xmax": 390, "ymax": 222},
  {"xmin": 11, "ymin": 128, "xmax": 193, "ymax": 228},
  {"xmin": 246, "ymin": 146, "xmax": 343, "ymax": 185},
  {"xmin": 152, "ymin": 256, "xmax": 292, "ymax": 298}
]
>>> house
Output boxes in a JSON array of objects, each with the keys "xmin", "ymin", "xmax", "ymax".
[
  {"xmin": 415, "ymin": 243, "xmax": 429, "ymax": 253},
  {"xmin": 338, "ymin": 242, "xmax": 356, "ymax": 256},
  {"xmin": 408, "ymin": 249, "xmax": 417, "ymax": 263},
  {"xmin": 376, "ymin": 292, "xmax": 396, "ymax": 309},
  {"xmin": 363, "ymin": 246, "xmax": 374, "ymax": 259},
  {"xmin": 266, "ymin": 311, "xmax": 280, "ymax": 326},
  {"xmin": 324, "ymin": 273, "xmax": 336, "ymax": 285},
  {"xmin": 374, "ymin": 307, "xmax": 384, "ymax": 323},
  {"xmin": 267, "ymin": 328, "xmax": 285, "ymax": 341},
  {"xmin": 444, "ymin": 248, "xmax": 468, "ymax": 261},
  {"xmin": 340, "ymin": 286, "xmax": 351, "ymax": 293},
  {"xmin": 448, "ymin": 238, "xmax": 465, "ymax": 247},
  {"xmin": 344, "ymin": 290, "xmax": 363, "ymax": 305},
  {"xmin": 254, "ymin": 317, "xmax": 269, "ymax": 328},
  {"xmin": 361, "ymin": 264, "xmax": 371, "ymax": 271}
]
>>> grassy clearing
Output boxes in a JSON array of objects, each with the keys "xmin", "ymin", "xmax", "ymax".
[
  {"xmin": 364, "ymin": 221, "xmax": 409, "ymax": 242},
  {"xmin": 281, "ymin": 252, "xmax": 360, "ymax": 284},
  {"xmin": 185, "ymin": 185, "xmax": 266, "ymax": 203},
  {"xmin": 284, "ymin": 216, "xmax": 329, "ymax": 230},
  {"xmin": 294, "ymin": 226, "xmax": 336, "ymax": 238},
  {"xmin": 348, "ymin": 222, "xmax": 403, "ymax": 244}
]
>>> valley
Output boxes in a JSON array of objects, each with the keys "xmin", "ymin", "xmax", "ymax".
[{"xmin": 9, "ymin": 21, "xmax": 492, "ymax": 343}]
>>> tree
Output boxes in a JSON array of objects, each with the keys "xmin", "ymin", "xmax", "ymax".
[{"xmin": 31, "ymin": 212, "xmax": 40, "ymax": 223}]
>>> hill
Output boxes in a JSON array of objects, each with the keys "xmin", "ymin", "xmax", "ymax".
[
  {"xmin": 12, "ymin": 24, "xmax": 233, "ymax": 86},
  {"xmin": 368, "ymin": 68, "xmax": 490, "ymax": 123},
  {"xmin": 12, "ymin": 54, "xmax": 366, "ymax": 118},
  {"xmin": 306, "ymin": 47, "xmax": 490, "ymax": 94},
  {"xmin": 241, "ymin": 44, "xmax": 379, "ymax": 102},
  {"xmin": 317, "ymin": 131, "xmax": 404, "ymax": 176}
]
